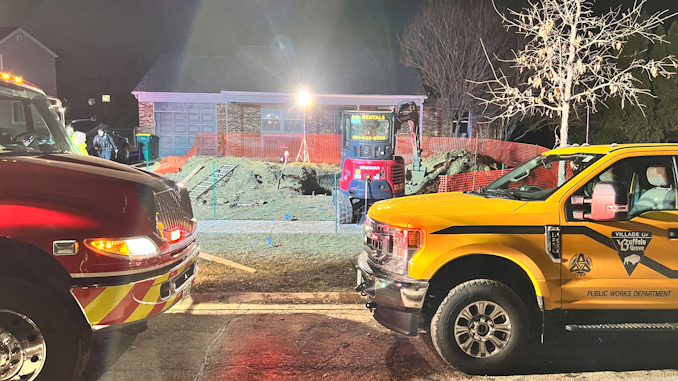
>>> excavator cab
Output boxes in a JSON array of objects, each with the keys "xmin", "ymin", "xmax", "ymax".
[
  {"xmin": 341, "ymin": 112, "xmax": 396, "ymax": 161},
  {"xmin": 338, "ymin": 111, "xmax": 405, "ymax": 224}
]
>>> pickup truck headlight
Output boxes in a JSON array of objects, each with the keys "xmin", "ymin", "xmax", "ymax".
[
  {"xmin": 84, "ymin": 237, "xmax": 159, "ymax": 259},
  {"xmin": 363, "ymin": 217, "xmax": 423, "ymax": 276}
]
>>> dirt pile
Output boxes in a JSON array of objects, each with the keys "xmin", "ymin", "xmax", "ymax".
[
  {"xmin": 165, "ymin": 156, "xmax": 340, "ymax": 221},
  {"xmin": 406, "ymin": 149, "xmax": 504, "ymax": 195},
  {"xmin": 164, "ymin": 150, "xmax": 504, "ymax": 220}
]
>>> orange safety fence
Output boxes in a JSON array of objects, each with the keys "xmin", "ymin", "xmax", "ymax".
[
  {"xmin": 439, "ymin": 158, "xmax": 573, "ymax": 193},
  {"xmin": 438, "ymin": 169, "xmax": 511, "ymax": 193},
  {"xmin": 154, "ymin": 133, "xmax": 549, "ymax": 175}
]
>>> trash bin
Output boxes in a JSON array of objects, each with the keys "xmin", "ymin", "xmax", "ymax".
[{"xmin": 136, "ymin": 133, "xmax": 159, "ymax": 162}]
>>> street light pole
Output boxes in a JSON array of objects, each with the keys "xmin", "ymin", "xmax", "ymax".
[{"xmin": 295, "ymin": 89, "xmax": 312, "ymax": 163}]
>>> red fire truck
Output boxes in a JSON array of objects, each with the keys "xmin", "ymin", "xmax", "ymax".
[{"xmin": 0, "ymin": 73, "xmax": 198, "ymax": 380}]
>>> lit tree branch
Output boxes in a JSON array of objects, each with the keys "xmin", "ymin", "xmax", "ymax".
[{"xmin": 476, "ymin": 0, "xmax": 678, "ymax": 147}]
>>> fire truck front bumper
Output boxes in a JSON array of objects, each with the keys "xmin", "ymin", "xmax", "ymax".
[
  {"xmin": 70, "ymin": 242, "xmax": 199, "ymax": 328},
  {"xmin": 356, "ymin": 251, "xmax": 429, "ymax": 336}
]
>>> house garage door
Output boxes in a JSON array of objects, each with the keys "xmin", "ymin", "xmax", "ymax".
[{"xmin": 154, "ymin": 102, "xmax": 216, "ymax": 157}]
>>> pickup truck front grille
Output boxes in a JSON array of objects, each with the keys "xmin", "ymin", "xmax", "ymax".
[{"xmin": 363, "ymin": 218, "xmax": 392, "ymax": 262}]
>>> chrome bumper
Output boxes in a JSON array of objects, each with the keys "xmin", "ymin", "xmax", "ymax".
[{"xmin": 356, "ymin": 251, "xmax": 429, "ymax": 335}]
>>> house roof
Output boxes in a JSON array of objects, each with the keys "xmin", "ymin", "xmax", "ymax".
[
  {"xmin": 135, "ymin": 55, "xmax": 234, "ymax": 93},
  {"xmin": 0, "ymin": 27, "xmax": 57, "ymax": 58},
  {"xmin": 134, "ymin": 47, "xmax": 425, "ymax": 96}
]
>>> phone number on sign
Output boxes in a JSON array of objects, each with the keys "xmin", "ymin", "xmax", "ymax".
[{"xmin": 352, "ymin": 135, "xmax": 387, "ymax": 141}]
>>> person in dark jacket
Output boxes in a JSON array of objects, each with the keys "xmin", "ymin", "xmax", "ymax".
[{"xmin": 92, "ymin": 126, "xmax": 118, "ymax": 160}]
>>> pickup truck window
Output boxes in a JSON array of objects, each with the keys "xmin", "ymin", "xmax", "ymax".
[
  {"xmin": 567, "ymin": 155, "xmax": 678, "ymax": 221},
  {"xmin": 480, "ymin": 153, "xmax": 603, "ymax": 201}
]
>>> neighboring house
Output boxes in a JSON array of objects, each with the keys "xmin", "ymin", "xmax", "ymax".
[
  {"xmin": 132, "ymin": 47, "xmax": 429, "ymax": 157},
  {"xmin": 0, "ymin": 27, "xmax": 57, "ymax": 96}
]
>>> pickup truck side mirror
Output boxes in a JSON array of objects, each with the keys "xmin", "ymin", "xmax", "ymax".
[{"xmin": 571, "ymin": 181, "xmax": 628, "ymax": 221}]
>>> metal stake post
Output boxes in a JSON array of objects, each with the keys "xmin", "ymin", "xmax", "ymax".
[
  {"xmin": 212, "ymin": 160, "xmax": 217, "ymax": 218},
  {"xmin": 296, "ymin": 107, "xmax": 310, "ymax": 163},
  {"xmin": 334, "ymin": 173, "xmax": 338, "ymax": 234}
]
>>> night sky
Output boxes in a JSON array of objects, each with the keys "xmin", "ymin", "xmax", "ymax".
[{"xmin": 1, "ymin": 0, "xmax": 676, "ymax": 121}]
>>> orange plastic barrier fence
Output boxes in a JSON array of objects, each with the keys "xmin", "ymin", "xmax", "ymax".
[
  {"xmin": 154, "ymin": 133, "xmax": 548, "ymax": 175},
  {"xmin": 439, "ymin": 160, "xmax": 573, "ymax": 193},
  {"xmin": 438, "ymin": 169, "xmax": 510, "ymax": 192}
]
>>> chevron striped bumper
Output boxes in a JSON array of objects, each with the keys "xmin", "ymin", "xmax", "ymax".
[{"xmin": 70, "ymin": 245, "xmax": 199, "ymax": 327}]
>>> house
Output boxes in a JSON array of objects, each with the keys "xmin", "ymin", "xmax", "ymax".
[
  {"xmin": 0, "ymin": 27, "xmax": 57, "ymax": 96},
  {"xmin": 132, "ymin": 47, "xmax": 429, "ymax": 157}
]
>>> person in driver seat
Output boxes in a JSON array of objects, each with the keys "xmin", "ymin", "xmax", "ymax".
[{"xmin": 633, "ymin": 165, "xmax": 676, "ymax": 212}]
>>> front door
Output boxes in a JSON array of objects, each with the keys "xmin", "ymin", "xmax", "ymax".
[{"xmin": 560, "ymin": 155, "xmax": 678, "ymax": 309}]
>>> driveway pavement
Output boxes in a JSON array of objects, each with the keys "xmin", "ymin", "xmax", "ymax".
[{"xmin": 78, "ymin": 297, "xmax": 678, "ymax": 381}]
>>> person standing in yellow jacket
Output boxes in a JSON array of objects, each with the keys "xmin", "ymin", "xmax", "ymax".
[{"xmin": 72, "ymin": 131, "xmax": 88, "ymax": 155}]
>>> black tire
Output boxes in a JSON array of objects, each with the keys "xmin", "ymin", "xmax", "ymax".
[
  {"xmin": 0, "ymin": 279, "xmax": 92, "ymax": 381},
  {"xmin": 431, "ymin": 279, "xmax": 528, "ymax": 375},
  {"xmin": 117, "ymin": 144, "xmax": 130, "ymax": 163},
  {"xmin": 337, "ymin": 191, "xmax": 354, "ymax": 224}
]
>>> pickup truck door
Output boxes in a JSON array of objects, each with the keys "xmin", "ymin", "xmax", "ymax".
[{"xmin": 560, "ymin": 155, "xmax": 678, "ymax": 309}]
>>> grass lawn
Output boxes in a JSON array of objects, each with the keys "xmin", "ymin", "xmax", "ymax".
[{"xmin": 194, "ymin": 233, "xmax": 364, "ymax": 293}]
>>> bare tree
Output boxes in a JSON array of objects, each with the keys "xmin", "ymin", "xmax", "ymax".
[
  {"xmin": 478, "ymin": 0, "xmax": 678, "ymax": 147},
  {"xmin": 400, "ymin": 0, "xmax": 518, "ymax": 137}
]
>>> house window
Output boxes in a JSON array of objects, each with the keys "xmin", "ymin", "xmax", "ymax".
[
  {"xmin": 12, "ymin": 101, "xmax": 25, "ymax": 124},
  {"xmin": 284, "ymin": 108, "xmax": 303, "ymax": 133},
  {"xmin": 261, "ymin": 107, "xmax": 304, "ymax": 133},
  {"xmin": 261, "ymin": 108, "xmax": 282, "ymax": 133}
]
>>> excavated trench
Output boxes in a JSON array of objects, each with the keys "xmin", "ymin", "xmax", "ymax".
[{"xmin": 166, "ymin": 150, "xmax": 503, "ymax": 220}]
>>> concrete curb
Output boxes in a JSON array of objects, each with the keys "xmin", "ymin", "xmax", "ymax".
[{"xmin": 190, "ymin": 291, "xmax": 364, "ymax": 305}]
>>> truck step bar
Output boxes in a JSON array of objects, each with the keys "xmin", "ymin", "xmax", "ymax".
[{"xmin": 565, "ymin": 322, "xmax": 678, "ymax": 332}]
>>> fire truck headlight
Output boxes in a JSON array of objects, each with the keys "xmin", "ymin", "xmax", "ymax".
[{"xmin": 85, "ymin": 237, "xmax": 159, "ymax": 259}]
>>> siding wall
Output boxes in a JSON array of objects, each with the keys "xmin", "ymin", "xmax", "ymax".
[{"xmin": 0, "ymin": 31, "xmax": 57, "ymax": 96}]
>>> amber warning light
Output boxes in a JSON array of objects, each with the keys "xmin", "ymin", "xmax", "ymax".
[{"xmin": 0, "ymin": 72, "xmax": 23, "ymax": 83}]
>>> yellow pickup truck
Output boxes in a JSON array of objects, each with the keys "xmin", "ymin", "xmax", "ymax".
[{"xmin": 357, "ymin": 143, "xmax": 678, "ymax": 374}]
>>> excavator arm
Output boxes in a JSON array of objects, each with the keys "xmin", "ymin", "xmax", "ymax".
[{"xmin": 394, "ymin": 102, "xmax": 426, "ymax": 183}]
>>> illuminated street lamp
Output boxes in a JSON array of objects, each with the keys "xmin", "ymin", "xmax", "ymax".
[{"xmin": 295, "ymin": 89, "xmax": 312, "ymax": 163}]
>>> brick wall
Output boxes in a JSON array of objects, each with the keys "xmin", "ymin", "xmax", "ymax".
[
  {"xmin": 305, "ymin": 105, "xmax": 339, "ymax": 134},
  {"xmin": 422, "ymin": 106, "xmax": 444, "ymax": 137},
  {"xmin": 217, "ymin": 103, "xmax": 227, "ymax": 133},
  {"xmin": 138, "ymin": 101, "xmax": 154, "ymax": 134},
  {"xmin": 217, "ymin": 103, "xmax": 226, "ymax": 151},
  {"xmin": 226, "ymin": 103, "xmax": 428, "ymax": 135},
  {"xmin": 142, "ymin": 100, "xmax": 443, "ymax": 137},
  {"xmin": 227, "ymin": 103, "xmax": 261, "ymax": 133}
]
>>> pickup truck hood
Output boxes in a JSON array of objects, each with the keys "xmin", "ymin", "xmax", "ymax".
[{"xmin": 368, "ymin": 191, "xmax": 527, "ymax": 228}]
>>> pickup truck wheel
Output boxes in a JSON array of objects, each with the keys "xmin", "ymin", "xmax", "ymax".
[
  {"xmin": 337, "ymin": 192, "xmax": 354, "ymax": 224},
  {"xmin": 0, "ymin": 279, "xmax": 91, "ymax": 381},
  {"xmin": 431, "ymin": 279, "xmax": 527, "ymax": 375},
  {"xmin": 117, "ymin": 144, "xmax": 130, "ymax": 163}
]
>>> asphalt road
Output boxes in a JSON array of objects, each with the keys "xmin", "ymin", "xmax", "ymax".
[{"xmin": 75, "ymin": 297, "xmax": 678, "ymax": 381}]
